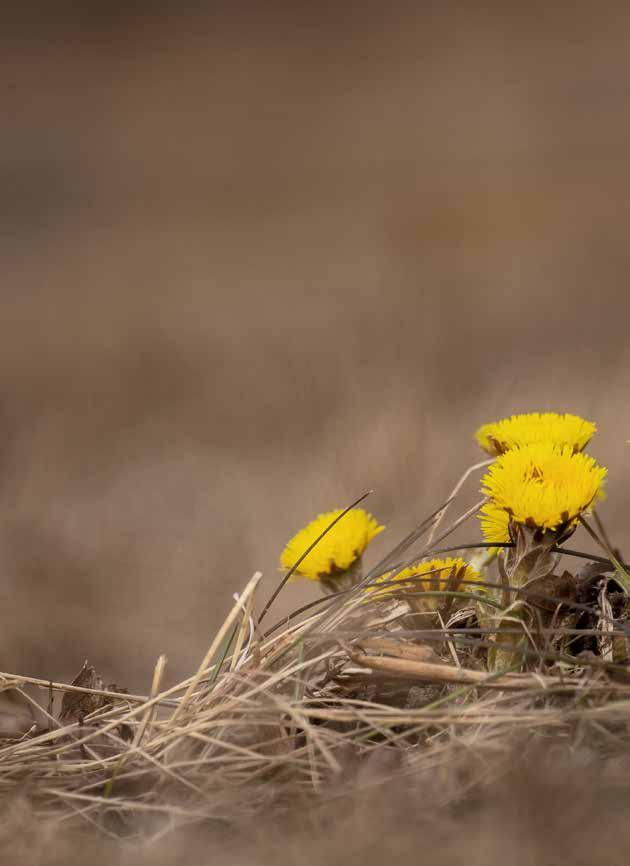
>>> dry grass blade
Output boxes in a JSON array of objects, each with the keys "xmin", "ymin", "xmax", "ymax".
[
  {"xmin": 426, "ymin": 458, "xmax": 493, "ymax": 544},
  {"xmin": 424, "ymin": 497, "xmax": 487, "ymax": 553},
  {"xmin": 171, "ymin": 571, "xmax": 262, "ymax": 723},
  {"xmin": 133, "ymin": 655, "xmax": 167, "ymax": 748},
  {"xmin": 0, "ymin": 673, "xmax": 154, "ymax": 706},
  {"xmin": 363, "ymin": 498, "xmax": 455, "ymax": 582}
]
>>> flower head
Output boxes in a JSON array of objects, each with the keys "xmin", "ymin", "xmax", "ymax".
[
  {"xmin": 479, "ymin": 442, "xmax": 606, "ymax": 540},
  {"xmin": 367, "ymin": 557, "xmax": 483, "ymax": 608},
  {"xmin": 479, "ymin": 501, "xmax": 511, "ymax": 544},
  {"xmin": 475, "ymin": 412, "xmax": 596, "ymax": 456},
  {"xmin": 280, "ymin": 508, "xmax": 384, "ymax": 581}
]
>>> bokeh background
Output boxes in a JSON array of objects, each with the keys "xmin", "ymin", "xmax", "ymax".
[{"xmin": 2, "ymin": 2, "xmax": 630, "ymax": 691}]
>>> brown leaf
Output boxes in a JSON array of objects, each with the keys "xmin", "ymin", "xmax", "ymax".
[
  {"xmin": 576, "ymin": 560, "xmax": 614, "ymax": 583},
  {"xmin": 519, "ymin": 571, "xmax": 577, "ymax": 612},
  {"xmin": 59, "ymin": 661, "xmax": 106, "ymax": 723}
]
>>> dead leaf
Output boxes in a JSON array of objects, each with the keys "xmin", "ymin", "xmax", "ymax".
[
  {"xmin": 519, "ymin": 571, "xmax": 577, "ymax": 612},
  {"xmin": 59, "ymin": 662, "xmax": 128, "ymax": 725}
]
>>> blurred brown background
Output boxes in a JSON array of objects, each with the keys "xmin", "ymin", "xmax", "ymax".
[{"xmin": 2, "ymin": 2, "xmax": 630, "ymax": 690}]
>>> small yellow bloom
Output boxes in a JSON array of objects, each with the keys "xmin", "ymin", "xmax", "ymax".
[
  {"xmin": 479, "ymin": 501, "xmax": 511, "ymax": 544},
  {"xmin": 367, "ymin": 557, "xmax": 483, "ymax": 607},
  {"xmin": 280, "ymin": 508, "xmax": 384, "ymax": 581},
  {"xmin": 475, "ymin": 412, "xmax": 596, "ymax": 456},
  {"xmin": 479, "ymin": 442, "xmax": 606, "ymax": 539}
]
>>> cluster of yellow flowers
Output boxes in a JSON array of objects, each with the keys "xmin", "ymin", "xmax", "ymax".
[
  {"xmin": 279, "ymin": 412, "xmax": 607, "ymax": 601},
  {"xmin": 476, "ymin": 413, "xmax": 606, "ymax": 544}
]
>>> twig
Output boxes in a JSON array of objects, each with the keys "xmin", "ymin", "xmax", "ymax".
[{"xmin": 349, "ymin": 650, "xmax": 626, "ymax": 693}]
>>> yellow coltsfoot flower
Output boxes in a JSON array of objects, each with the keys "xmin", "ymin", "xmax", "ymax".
[
  {"xmin": 479, "ymin": 501, "xmax": 511, "ymax": 545},
  {"xmin": 475, "ymin": 412, "xmax": 596, "ymax": 456},
  {"xmin": 280, "ymin": 508, "xmax": 384, "ymax": 591},
  {"xmin": 479, "ymin": 441, "xmax": 606, "ymax": 542},
  {"xmin": 367, "ymin": 557, "xmax": 483, "ymax": 610}
]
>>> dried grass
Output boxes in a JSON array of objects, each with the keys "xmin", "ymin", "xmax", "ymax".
[{"xmin": 1, "ymin": 480, "xmax": 629, "ymax": 858}]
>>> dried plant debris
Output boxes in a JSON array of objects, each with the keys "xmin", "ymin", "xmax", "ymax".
[
  {"xmin": 57, "ymin": 661, "xmax": 132, "ymax": 744},
  {"xmin": 59, "ymin": 661, "xmax": 106, "ymax": 723},
  {"xmin": 1, "ymin": 554, "xmax": 627, "ymax": 845},
  {"xmin": 1, "ymin": 411, "xmax": 630, "ymax": 849}
]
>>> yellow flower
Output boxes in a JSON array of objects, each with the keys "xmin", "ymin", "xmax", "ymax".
[
  {"xmin": 367, "ymin": 557, "xmax": 483, "ymax": 607},
  {"xmin": 479, "ymin": 501, "xmax": 511, "ymax": 544},
  {"xmin": 475, "ymin": 412, "xmax": 596, "ymax": 456},
  {"xmin": 479, "ymin": 442, "xmax": 606, "ymax": 539},
  {"xmin": 280, "ymin": 508, "xmax": 384, "ymax": 581}
]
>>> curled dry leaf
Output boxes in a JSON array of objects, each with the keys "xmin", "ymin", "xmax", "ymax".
[
  {"xmin": 59, "ymin": 661, "xmax": 104, "ymax": 723},
  {"xmin": 59, "ymin": 661, "xmax": 129, "ymax": 726}
]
